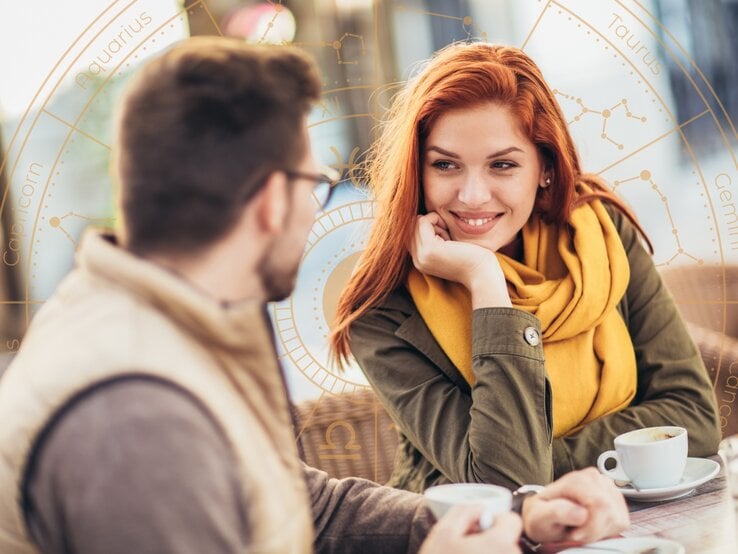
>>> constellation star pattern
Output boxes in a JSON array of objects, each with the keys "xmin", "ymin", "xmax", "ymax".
[
  {"xmin": 49, "ymin": 212, "xmax": 115, "ymax": 247},
  {"xmin": 555, "ymin": 90, "xmax": 647, "ymax": 150},
  {"xmin": 612, "ymin": 169, "xmax": 703, "ymax": 266}
]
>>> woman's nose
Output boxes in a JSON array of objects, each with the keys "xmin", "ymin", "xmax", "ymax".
[{"xmin": 457, "ymin": 172, "xmax": 493, "ymax": 206}]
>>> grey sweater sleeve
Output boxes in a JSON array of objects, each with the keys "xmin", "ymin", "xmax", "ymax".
[
  {"xmin": 24, "ymin": 378, "xmax": 250, "ymax": 554},
  {"xmin": 305, "ymin": 464, "xmax": 431, "ymax": 554}
]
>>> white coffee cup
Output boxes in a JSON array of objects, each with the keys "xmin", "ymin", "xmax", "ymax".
[
  {"xmin": 423, "ymin": 483, "xmax": 512, "ymax": 527},
  {"xmin": 597, "ymin": 426, "xmax": 688, "ymax": 489}
]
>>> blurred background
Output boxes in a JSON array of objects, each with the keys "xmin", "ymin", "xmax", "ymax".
[{"xmin": 0, "ymin": 0, "xmax": 736, "ymax": 401}]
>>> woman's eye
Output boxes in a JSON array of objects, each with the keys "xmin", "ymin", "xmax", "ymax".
[
  {"xmin": 492, "ymin": 161, "xmax": 516, "ymax": 169},
  {"xmin": 432, "ymin": 160, "xmax": 456, "ymax": 171}
]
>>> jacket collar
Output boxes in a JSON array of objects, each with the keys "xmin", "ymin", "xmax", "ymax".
[
  {"xmin": 388, "ymin": 286, "xmax": 472, "ymax": 394},
  {"xmin": 77, "ymin": 230, "xmax": 273, "ymax": 354}
]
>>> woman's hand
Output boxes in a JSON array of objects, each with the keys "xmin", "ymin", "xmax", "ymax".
[
  {"xmin": 409, "ymin": 212, "xmax": 512, "ymax": 308},
  {"xmin": 419, "ymin": 505, "xmax": 523, "ymax": 554}
]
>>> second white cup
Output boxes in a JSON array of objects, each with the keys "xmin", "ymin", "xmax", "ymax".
[{"xmin": 597, "ymin": 426, "xmax": 688, "ymax": 489}]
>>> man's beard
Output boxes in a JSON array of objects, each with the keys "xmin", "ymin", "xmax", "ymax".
[{"xmin": 257, "ymin": 236, "xmax": 300, "ymax": 302}]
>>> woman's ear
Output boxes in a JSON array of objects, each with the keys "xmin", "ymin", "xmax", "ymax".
[{"xmin": 540, "ymin": 165, "xmax": 553, "ymax": 188}]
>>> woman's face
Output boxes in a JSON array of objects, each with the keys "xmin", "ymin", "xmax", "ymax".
[{"xmin": 422, "ymin": 102, "xmax": 545, "ymax": 255}]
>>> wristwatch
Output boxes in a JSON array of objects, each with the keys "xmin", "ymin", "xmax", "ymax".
[
  {"xmin": 512, "ymin": 484, "xmax": 544, "ymax": 513},
  {"xmin": 512, "ymin": 484, "xmax": 545, "ymax": 552}
]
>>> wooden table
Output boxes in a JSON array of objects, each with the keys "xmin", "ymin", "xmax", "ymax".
[{"xmin": 622, "ymin": 461, "xmax": 737, "ymax": 553}]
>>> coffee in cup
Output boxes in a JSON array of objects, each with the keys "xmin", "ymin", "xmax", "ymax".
[{"xmin": 597, "ymin": 426, "xmax": 688, "ymax": 489}]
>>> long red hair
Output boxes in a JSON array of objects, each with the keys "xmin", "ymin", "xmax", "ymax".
[{"xmin": 330, "ymin": 43, "xmax": 650, "ymax": 366}]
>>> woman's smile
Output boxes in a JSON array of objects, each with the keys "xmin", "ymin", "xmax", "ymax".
[{"xmin": 449, "ymin": 210, "xmax": 503, "ymax": 235}]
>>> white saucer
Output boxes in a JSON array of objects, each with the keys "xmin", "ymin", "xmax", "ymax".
[
  {"xmin": 560, "ymin": 536, "xmax": 685, "ymax": 553},
  {"xmin": 602, "ymin": 457, "xmax": 720, "ymax": 502}
]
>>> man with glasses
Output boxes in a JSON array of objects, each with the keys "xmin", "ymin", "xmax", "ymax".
[
  {"xmin": 285, "ymin": 167, "xmax": 340, "ymax": 210},
  {"xmin": 0, "ymin": 37, "xmax": 627, "ymax": 553}
]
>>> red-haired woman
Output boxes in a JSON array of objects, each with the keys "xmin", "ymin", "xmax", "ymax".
[{"xmin": 330, "ymin": 43, "xmax": 720, "ymax": 491}]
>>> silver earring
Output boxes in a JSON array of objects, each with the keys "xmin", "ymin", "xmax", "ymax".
[{"xmin": 542, "ymin": 177, "xmax": 551, "ymax": 188}]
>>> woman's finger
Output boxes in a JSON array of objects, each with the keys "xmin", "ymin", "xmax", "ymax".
[
  {"xmin": 416, "ymin": 215, "xmax": 441, "ymax": 249},
  {"xmin": 433, "ymin": 213, "xmax": 450, "ymax": 232},
  {"xmin": 424, "ymin": 211, "xmax": 441, "ymax": 225},
  {"xmin": 432, "ymin": 223, "xmax": 451, "ymax": 241},
  {"xmin": 410, "ymin": 214, "xmax": 438, "ymax": 267}
]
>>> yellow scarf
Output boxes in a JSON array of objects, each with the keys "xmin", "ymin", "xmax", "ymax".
[{"xmin": 407, "ymin": 192, "xmax": 637, "ymax": 437}]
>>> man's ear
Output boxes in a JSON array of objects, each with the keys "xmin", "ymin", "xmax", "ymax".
[{"xmin": 253, "ymin": 171, "xmax": 289, "ymax": 234}]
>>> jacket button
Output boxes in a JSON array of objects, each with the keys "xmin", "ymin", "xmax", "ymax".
[{"xmin": 523, "ymin": 326, "xmax": 540, "ymax": 346}]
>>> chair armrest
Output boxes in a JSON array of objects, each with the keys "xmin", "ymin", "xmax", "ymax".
[{"xmin": 685, "ymin": 322, "xmax": 738, "ymax": 438}]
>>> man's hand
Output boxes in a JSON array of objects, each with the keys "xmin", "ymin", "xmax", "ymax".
[
  {"xmin": 419, "ymin": 505, "xmax": 523, "ymax": 554},
  {"xmin": 522, "ymin": 467, "xmax": 629, "ymax": 544}
]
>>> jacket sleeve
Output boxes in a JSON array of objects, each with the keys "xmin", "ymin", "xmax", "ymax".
[
  {"xmin": 305, "ymin": 464, "xmax": 431, "ymax": 554},
  {"xmin": 350, "ymin": 303, "xmax": 554, "ymax": 489},
  {"xmin": 551, "ymin": 208, "xmax": 721, "ymax": 477}
]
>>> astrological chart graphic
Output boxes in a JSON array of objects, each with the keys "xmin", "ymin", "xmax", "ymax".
[
  {"xmin": 1, "ymin": 0, "xmax": 736, "ymax": 478},
  {"xmin": 0, "ymin": 0, "xmax": 191, "ymax": 338},
  {"xmin": 273, "ymin": 196, "xmax": 374, "ymax": 397}
]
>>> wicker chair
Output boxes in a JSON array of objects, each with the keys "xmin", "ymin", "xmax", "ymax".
[
  {"xmin": 293, "ymin": 388, "xmax": 399, "ymax": 483},
  {"xmin": 660, "ymin": 263, "xmax": 738, "ymax": 438}
]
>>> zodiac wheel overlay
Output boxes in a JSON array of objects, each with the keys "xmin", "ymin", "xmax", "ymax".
[
  {"xmin": 1, "ymin": 0, "xmax": 192, "ymax": 348},
  {"xmin": 272, "ymin": 198, "xmax": 375, "ymax": 399},
  {"xmin": 2, "ymin": 1, "xmax": 736, "ymax": 426}
]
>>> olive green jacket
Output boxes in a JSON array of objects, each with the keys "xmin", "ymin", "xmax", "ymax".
[{"xmin": 350, "ymin": 207, "xmax": 721, "ymax": 491}]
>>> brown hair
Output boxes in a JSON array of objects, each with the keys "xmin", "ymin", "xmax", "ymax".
[
  {"xmin": 116, "ymin": 36, "xmax": 321, "ymax": 255},
  {"xmin": 330, "ymin": 42, "xmax": 651, "ymax": 366}
]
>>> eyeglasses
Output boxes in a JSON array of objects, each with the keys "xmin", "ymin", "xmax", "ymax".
[{"xmin": 284, "ymin": 166, "xmax": 341, "ymax": 209}]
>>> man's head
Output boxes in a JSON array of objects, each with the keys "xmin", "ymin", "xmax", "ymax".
[{"xmin": 115, "ymin": 37, "xmax": 323, "ymax": 300}]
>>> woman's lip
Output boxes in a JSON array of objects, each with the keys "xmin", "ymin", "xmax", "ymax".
[{"xmin": 451, "ymin": 212, "xmax": 501, "ymax": 235}]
